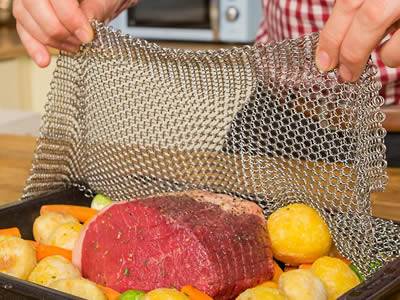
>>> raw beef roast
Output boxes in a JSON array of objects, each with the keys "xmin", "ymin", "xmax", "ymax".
[{"xmin": 73, "ymin": 191, "xmax": 274, "ymax": 299}]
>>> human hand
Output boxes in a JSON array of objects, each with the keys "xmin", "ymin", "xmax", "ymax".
[
  {"xmin": 13, "ymin": 0, "xmax": 137, "ymax": 68},
  {"xmin": 316, "ymin": 0, "xmax": 400, "ymax": 82}
]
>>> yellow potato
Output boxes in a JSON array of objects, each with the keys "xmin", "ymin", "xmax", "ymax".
[
  {"xmin": 33, "ymin": 212, "xmax": 79, "ymax": 244},
  {"xmin": 28, "ymin": 255, "xmax": 81, "ymax": 287},
  {"xmin": 144, "ymin": 288, "xmax": 189, "ymax": 300},
  {"xmin": 279, "ymin": 269, "xmax": 327, "ymax": 300},
  {"xmin": 49, "ymin": 278, "xmax": 106, "ymax": 300},
  {"xmin": 48, "ymin": 222, "xmax": 83, "ymax": 250},
  {"xmin": 311, "ymin": 256, "xmax": 360, "ymax": 300},
  {"xmin": 236, "ymin": 286, "xmax": 285, "ymax": 300},
  {"xmin": 267, "ymin": 203, "xmax": 332, "ymax": 265},
  {"xmin": 0, "ymin": 236, "xmax": 36, "ymax": 280}
]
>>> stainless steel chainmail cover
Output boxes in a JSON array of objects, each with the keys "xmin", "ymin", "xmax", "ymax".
[{"xmin": 22, "ymin": 22, "xmax": 399, "ymax": 277}]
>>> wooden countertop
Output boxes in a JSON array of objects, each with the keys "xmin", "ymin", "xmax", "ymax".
[{"xmin": 0, "ymin": 134, "xmax": 399, "ymax": 221}]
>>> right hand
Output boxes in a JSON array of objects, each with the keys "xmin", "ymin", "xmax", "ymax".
[{"xmin": 13, "ymin": 0, "xmax": 137, "ymax": 68}]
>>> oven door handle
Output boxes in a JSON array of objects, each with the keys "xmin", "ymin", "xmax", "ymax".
[{"xmin": 210, "ymin": 0, "xmax": 220, "ymax": 41}]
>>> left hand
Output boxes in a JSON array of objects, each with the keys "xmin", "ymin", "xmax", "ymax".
[{"xmin": 315, "ymin": 0, "xmax": 400, "ymax": 82}]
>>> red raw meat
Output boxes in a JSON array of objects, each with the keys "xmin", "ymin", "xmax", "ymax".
[{"xmin": 73, "ymin": 191, "xmax": 273, "ymax": 299}]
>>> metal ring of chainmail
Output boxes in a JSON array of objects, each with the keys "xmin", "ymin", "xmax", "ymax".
[{"xmin": 22, "ymin": 21, "xmax": 400, "ymax": 278}]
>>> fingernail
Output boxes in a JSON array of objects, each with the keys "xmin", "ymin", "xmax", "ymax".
[
  {"xmin": 74, "ymin": 28, "xmax": 93, "ymax": 44},
  {"xmin": 316, "ymin": 50, "xmax": 331, "ymax": 72},
  {"xmin": 339, "ymin": 64, "xmax": 353, "ymax": 82}
]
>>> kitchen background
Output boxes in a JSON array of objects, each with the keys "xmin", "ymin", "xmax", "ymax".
[{"xmin": 0, "ymin": 0, "xmax": 398, "ymax": 218}]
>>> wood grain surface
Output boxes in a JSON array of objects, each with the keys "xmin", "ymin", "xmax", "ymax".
[{"xmin": 0, "ymin": 134, "xmax": 398, "ymax": 221}]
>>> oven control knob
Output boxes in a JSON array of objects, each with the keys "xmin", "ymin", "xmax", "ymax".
[{"xmin": 225, "ymin": 6, "xmax": 239, "ymax": 22}]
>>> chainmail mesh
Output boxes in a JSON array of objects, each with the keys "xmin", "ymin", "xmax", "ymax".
[{"xmin": 22, "ymin": 22, "xmax": 399, "ymax": 277}]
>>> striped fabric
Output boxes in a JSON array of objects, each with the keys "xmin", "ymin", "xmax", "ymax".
[{"xmin": 257, "ymin": 0, "xmax": 400, "ymax": 105}]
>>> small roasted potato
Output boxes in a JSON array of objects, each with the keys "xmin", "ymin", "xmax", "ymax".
[
  {"xmin": 48, "ymin": 222, "xmax": 83, "ymax": 250},
  {"xmin": 267, "ymin": 204, "xmax": 332, "ymax": 265},
  {"xmin": 0, "ymin": 236, "xmax": 37, "ymax": 279},
  {"xmin": 49, "ymin": 278, "xmax": 106, "ymax": 300},
  {"xmin": 33, "ymin": 212, "xmax": 79, "ymax": 244},
  {"xmin": 28, "ymin": 255, "xmax": 81, "ymax": 287},
  {"xmin": 311, "ymin": 256, "xmax": 360, "ymax": 300},
  {"xmin": 279, "ymin": 269, "xmax": 327, "ymax": 300}
]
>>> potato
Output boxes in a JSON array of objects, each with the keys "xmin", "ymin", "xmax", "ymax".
[
  {"xmin": 237, "ymin": 286, "xmax": 285, "ymax": 300},
  {"xmin": 279, "ymin": 269, "xmax": 327, "ymax": 300},
  {"xmin": 267, "ymin": 203, "xmax": 332, "ymax": 265},
  {"xmin": 144, "ymin": 288, "xmax": 189, "ymax": 300},
  {"xmin": 33, "ymin": 212, "xmax": 79, "ymax": 244},
  {"xmin": 48, "ymin": 222, "xmax": 83, "ymax": 250},
  {"xmin": 311, "ymin": 256, "xmax": 360, "ymax": 300},
  {"xmin": 49, "ymin": 278, "xmax": 106, "ymax": 300},
  {"xmin": 28, "ymin": 255, "xmax": 81, "ymax": 287},
  {"xmin": 0, "ymin": 236, "xmax": 36, "ymax": 279}
]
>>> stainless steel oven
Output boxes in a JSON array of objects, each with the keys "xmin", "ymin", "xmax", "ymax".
[{"xmin": 111, "ymin": 0, "xmax": 263, "ymax": 43}]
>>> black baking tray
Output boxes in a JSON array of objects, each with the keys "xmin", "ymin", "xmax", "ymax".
[
  {"xmin": 0, "ymin": 187, "xmax": 398, "ymax": 300},
  {"xmin": 0, "ymin": 187, "xmax": 91, "ymax": 300}
]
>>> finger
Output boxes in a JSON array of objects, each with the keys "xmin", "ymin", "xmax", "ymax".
[
  {"xmin": 80, "ymin": 0, "xmax": 114, "ymax": 22},
  {"xmin": 338, "ymin": 0, "xmax": 398, "ymax": 82},
  {"xmin": 13, "ymin": 2, "xmax": 80, "ymax": 52},
  {"xmin": 16, "ymin": 22, "xmax": 50, "ymax": 67},
  {"xmin": 49, "ymin": 0, "xmax": 93, "ymax": 44},
  {"xmin": 316, "ymin": 0, "xmax": 365, "ymax": 72},
  {"xmin": 21, "ymin": 0, "xmax": 72, "ymax": 43},
  {"xmin": 381, "ymin": 29, "xmax": 400, "ymax": 67}
]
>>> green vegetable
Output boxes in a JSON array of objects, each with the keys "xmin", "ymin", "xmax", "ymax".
[
  {"xmin": 349, "ymin": 263, "xmax": 365, "ymax": 282},
  {"xmin": 91, "ymin": 194, "xmax": 113, "ymax": 211},
  {"xmin": 368, "ymin": 260, "xmax": 383, "ymax": 273},
  {"xmin": 119, "ymin": 290, "xmax": 145, "ymax": 300}
]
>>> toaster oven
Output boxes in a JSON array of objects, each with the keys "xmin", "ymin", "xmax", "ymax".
[{"xmin": 110, "ymin": 0, "xmax": 263, "ymax": 43}]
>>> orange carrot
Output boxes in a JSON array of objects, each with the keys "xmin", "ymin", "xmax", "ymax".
[
  {"xmin": 36, "ymin": 244, "xmax": 72, "ymax": 261},
  {"xmin": 97, "ymin": 285, "xmax": 120, "ymax": 300},
  {"xmin": 40, "ymin": 205, "xmax": 97, "ymax": 223},
  {"xmin": 272, "ymin": 261, "xmax": 283, "ymax": 282},
  {"xmin": 181, "ymin": 285, "xmax": 214, "ymax": 300},
  {"xmin": 0, "ymin": 227, "xmax": 21, "ymax": 237},
  {"xmin": 299, "ymin": 264, "xmax": 312, "ymax": 269},
  {"xmin": 83, "ymin": 215, "xmax": 96, "ymax": 227},
  {"xmin": 259, "ymin": 281, "xmax": 279, "ymax": 288}
]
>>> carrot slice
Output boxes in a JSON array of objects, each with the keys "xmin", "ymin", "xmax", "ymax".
[
  {"xmin": 0, "ymin": 227, "xmax": 21, "ymax": 237},
  {"xmin": 40, "ymin": 205, "xmax": 97, "ymax": 223},
  {"xmin": 272, "ymin": 261, "xmax": 283, "ymax": 282},
  {"xmin": 299, "ymin": 264, "xmax": 312, "ymax": 269},
  {"xmin": 36, "ymin": 244, "xmax": 72, "ymax": 261},
  {"xmin": 97, "ymin": 284, "xmax": 120, "ymax": 300},
  {"xmin": 181, "ymin": 285, "xmax": 214, "ymax": 300}
]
